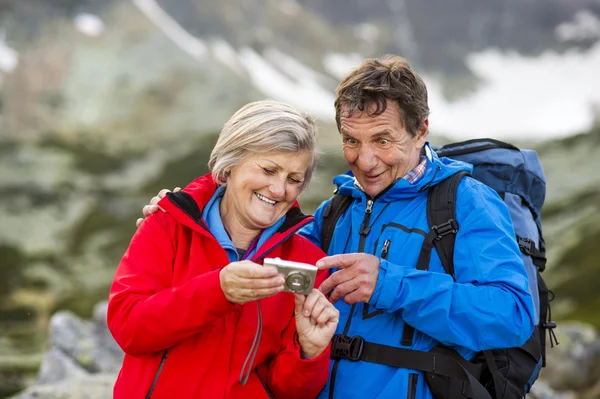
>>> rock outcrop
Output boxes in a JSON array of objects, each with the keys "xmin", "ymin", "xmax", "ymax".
[
  {"xmin": 10, "ymin": 301, "xmax": 600, "ymax": 399},
  {"xmin": 11, "ymin": 302, "xmax": 120, "ymax": 399}
]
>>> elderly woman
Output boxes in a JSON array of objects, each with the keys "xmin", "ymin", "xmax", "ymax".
[{"xmin": 107, "ymin": 100, "xmax": 338, "ymax": 399}]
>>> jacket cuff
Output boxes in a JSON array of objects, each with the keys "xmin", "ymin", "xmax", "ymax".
[
  {"xmin": 198, "ymin": 269, "xmax": 236, "ymax": 313},
  {"xmin": 293, "ymin": 332, "xmax": 332, "ymax": 363},
  {"xmin": 369, "ymin": 259, "xmax": 408, "ymax": 310}
]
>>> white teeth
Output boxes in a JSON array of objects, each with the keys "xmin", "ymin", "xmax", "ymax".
[{"xmin": 255, "ymin": 192, "xmax": 276, "ymax": 205}]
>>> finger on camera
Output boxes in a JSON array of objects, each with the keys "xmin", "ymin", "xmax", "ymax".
[
  {"xmin": 302, "ymin": 289, "xmax": 322, "ymax": 316},
  {"xmin": 246, "ymin": 265, "xmax": 279, "ymax": 279},
  {"xmin": 242, "ymin": 275, "xmax": 284, "ymax": 289},
  {"xmin": 294, "ymin": 293, "xmax": 307, "ymax": 314},
  {"xmin": 231, "ymin": 261, "xmax": 278, "ymax": 279}
]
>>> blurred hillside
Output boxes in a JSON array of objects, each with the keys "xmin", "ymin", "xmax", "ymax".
[{"xmin": 0, "ymin": 0, "xmax": 599, "ymax": 397}]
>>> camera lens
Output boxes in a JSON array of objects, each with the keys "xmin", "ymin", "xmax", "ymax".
[{"xmin": 285, "ymin": 271, "xmax": 309, "ymax": 292}]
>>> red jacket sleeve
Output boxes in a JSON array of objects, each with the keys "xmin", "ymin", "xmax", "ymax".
[
  {"xmin": 262, "ymin": 236, "xmax": 331, "ymax": 398},
  {"xmin": 107, "ymin": 212, "xmax": 235, "ymax": 356},
  {"xmin": 265, "ymin": 316, "xmax": 331, "ymax": 399}
]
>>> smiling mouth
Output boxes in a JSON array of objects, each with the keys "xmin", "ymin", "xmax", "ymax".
[
  {"xmin": 255, "ymin": 192, "xmax": 277, "ymax": 205},
  {"xmin": 364, "ymin": 172, "xmax": 384, "ymax": 180}
]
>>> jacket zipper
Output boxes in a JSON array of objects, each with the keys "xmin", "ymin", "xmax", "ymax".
[
  {"xmin": 145, "ymin": 350, "xmax": 168, "ymax": 399},
  {"xmin": 257, "ymin": 371, "xmax": 273, "ymax": 398},
  {"xmin": 381, "ymin": 239, "xmax": 390, "ymax": 260},
  {"xmin": 329, "ymin": 199, "xmax": 374, "ymax": 399},
  {"xmin": 407, "ymin": 373, "xmax": 418, "ymax": 399},
  {"xmin": 362, "ymin": 239, "xmax": 390, "ymax": 320}
]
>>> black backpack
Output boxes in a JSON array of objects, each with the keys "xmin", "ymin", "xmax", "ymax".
[{"xmin": 321, "ymin": 139, "xmax": 558, "ymax": 398}]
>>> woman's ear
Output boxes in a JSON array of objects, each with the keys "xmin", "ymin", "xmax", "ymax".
[{"xmin": 218, "ymin": 170, "xmax": 230, "ymax": 184}]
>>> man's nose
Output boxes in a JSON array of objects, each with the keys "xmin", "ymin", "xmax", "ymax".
[{"xmin": 356, "ymin": 145, "xmax": 378, "ymax": 171}]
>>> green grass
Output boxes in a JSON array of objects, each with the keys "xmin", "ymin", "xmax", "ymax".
[
  {"xmin": 40, "ymin": 137, "xmax": 145, "ymax": 175},
  {"xmin": 141, "ymin": 133, "xmax": 219, "ymax": 196},
  {"xmin": 0, "ymin": 245, "xmax": 26, "ymax": 302},
  {"xmin": 552, "ymin": 222, "xmax": 600, "ymax": 329}
]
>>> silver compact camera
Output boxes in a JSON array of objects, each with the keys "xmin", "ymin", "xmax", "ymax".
[{"xmin": 263, "ymin": 258, "xmax": 317, "ymax": 295}]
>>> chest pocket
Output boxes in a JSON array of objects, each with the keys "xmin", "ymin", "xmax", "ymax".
[
  {"xmin": 361, "ymin": 223, "xmax": 428, "ymax": 321},
  {"xmin": 374, "ymin": 223, "xmax": 427, "ymax": 266}
]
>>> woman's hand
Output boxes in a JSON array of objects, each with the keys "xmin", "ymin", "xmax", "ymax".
[
  {"xmin": 294, "ymin": 289, "xmax": 340, "ymax": 359},
  {"xmin": 219, "ymin": 261, "xmax": 285, "ymax": 304}
]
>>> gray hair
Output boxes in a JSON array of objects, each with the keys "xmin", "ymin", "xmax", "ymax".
[{"xmin": 209, "ymin": 100, "xmax": 318, "ymax": 190}]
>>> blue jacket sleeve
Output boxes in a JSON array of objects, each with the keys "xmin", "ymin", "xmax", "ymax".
[
  {"xmin": 368, "ymin": 179, "xmax": 535, "ymax": 351},
  {"xmin": 298, "ymin": 198, "xmax": 330, "ymax": 249}
]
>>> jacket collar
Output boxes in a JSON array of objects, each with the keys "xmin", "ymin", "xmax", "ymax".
[{"xmin": 158, "ymin": 173, "xmax": 314, "ymax": 259}]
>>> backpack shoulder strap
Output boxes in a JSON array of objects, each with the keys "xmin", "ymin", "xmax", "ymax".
[
  {"xmin": 425, "ymin": 170, "xmax": 470, "ymax": 276},
  {"xmin": 403, "ymin": 171, "xmax": 469, "ymax": 346},
  {"xmin": 321, "ymin": 192, "xmax": 353, "ymax": 254},
  {"xmin": 414, "ymin": 170, "xmax": 470, "ymax": 276}
]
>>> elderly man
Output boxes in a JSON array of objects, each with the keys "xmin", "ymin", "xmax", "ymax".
[{"xmin": 140, "ymin": 55, "xmax": 535, "ymax": 399}]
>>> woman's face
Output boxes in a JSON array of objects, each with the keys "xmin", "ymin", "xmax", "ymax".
[{"xmin": 221, "ymin": 151, "xmax": 312, "ymax": 233}]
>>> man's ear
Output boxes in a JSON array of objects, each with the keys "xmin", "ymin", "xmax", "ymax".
[{"xmin": 416, "ymin": 117, "xmax": 429, "ymax": 148}]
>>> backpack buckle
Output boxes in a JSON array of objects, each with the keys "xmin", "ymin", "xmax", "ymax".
[
  {"xmin": 331, "ymin": 334, "xmax": 364, "ymax": 361},
  {"xmin": 517, "ymin": 236, "xmax": 534, "ymax": 255},
  {"xmin": 432, "ymin": 219, "xmax": 458, "ymax": 240}
]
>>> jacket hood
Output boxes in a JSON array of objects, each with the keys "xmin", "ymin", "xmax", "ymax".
[{"xmin": 334, "ymin": 143, "xmax": 473, "ymax": 202}]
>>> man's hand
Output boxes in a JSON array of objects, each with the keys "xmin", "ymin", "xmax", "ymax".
[
  {"xmin": 317, "ymin": 253, "xmax": 380, "ymax": 304},
  {"xmin": 219, "ymin": 261, "xmax": 285, "ymax": 304},
  {"xmin": 136, "ymin": 187, "xmax": 181, "ymax": 227},
  {"xmin": 294, "ymin": 289, "xmax": 339, "ymax": 359}
]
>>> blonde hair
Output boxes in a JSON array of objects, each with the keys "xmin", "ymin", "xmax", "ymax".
[{"xmin": 209, "ymin": 100, "xmax": 318, "ymax": 190}]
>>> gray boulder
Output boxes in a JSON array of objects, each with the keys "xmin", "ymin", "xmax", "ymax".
[
  {"xmin": 11, "ymin": 302, "xmax": 122, "ymax": 399},
  {"xmin": 540, "ymin": 322, "xmax": 600, "ymax": 392}
]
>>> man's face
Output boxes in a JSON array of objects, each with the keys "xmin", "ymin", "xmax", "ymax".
[{"xmin": 340, "ymin": 101, "xmax": 428, "ymax": 197}]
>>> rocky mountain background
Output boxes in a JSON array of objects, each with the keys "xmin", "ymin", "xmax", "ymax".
[{"xmin": 0, "ymin": 0, "xmax": 599, "ymax": 398}]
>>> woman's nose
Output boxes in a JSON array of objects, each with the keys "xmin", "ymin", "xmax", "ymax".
[{"xmin": 269, "ymin": 180, "xmax": 286, "ymax": 199}]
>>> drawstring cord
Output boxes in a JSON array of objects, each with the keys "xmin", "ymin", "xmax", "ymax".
[{"xmin": 239, "ymin": 301, "xmax": 263, "ymax": 385}]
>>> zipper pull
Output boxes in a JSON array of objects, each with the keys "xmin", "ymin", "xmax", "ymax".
[
  {"xmin": 365, "ymin": 200, "xmax": 373, "ymax": 214},
  {"xmin": 381, "ymin": 239, "xmax": 390, "ymax": 259}
]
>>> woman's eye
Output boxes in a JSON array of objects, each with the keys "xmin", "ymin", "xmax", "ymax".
[
  {"xmin": 288, "ymin": 177, "xmax": 302, "ymax": 184},
  {"xmin": 263, "ymin": 168, "xmax": 275, "ymax": 175}
]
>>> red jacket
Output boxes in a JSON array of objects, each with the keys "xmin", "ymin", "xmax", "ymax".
[{"xmin": 108, "ymin": 175, "xmax": 330, "ymax": 399}]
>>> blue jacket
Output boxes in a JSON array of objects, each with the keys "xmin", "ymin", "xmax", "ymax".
[{"xmin": 299, "ymin": 145, "xmax": 535, "ymax": 399}]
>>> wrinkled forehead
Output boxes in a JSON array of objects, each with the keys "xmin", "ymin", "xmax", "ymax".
[
  {"xmin": 340, "ymin": 100, "xmax": 403, "ymax": 120},
  {"xmin": 339, "ymin": 101, "xmax": 405, "ymax": 131}
]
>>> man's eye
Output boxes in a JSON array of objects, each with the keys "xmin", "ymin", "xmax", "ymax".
[
  {"xmin": 344, "ymin": 138, "xmax": 358, "ymax": 145},
  {"xmin": 378, "ymin": 139, "xmax": 390, "ymax": 145}
]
